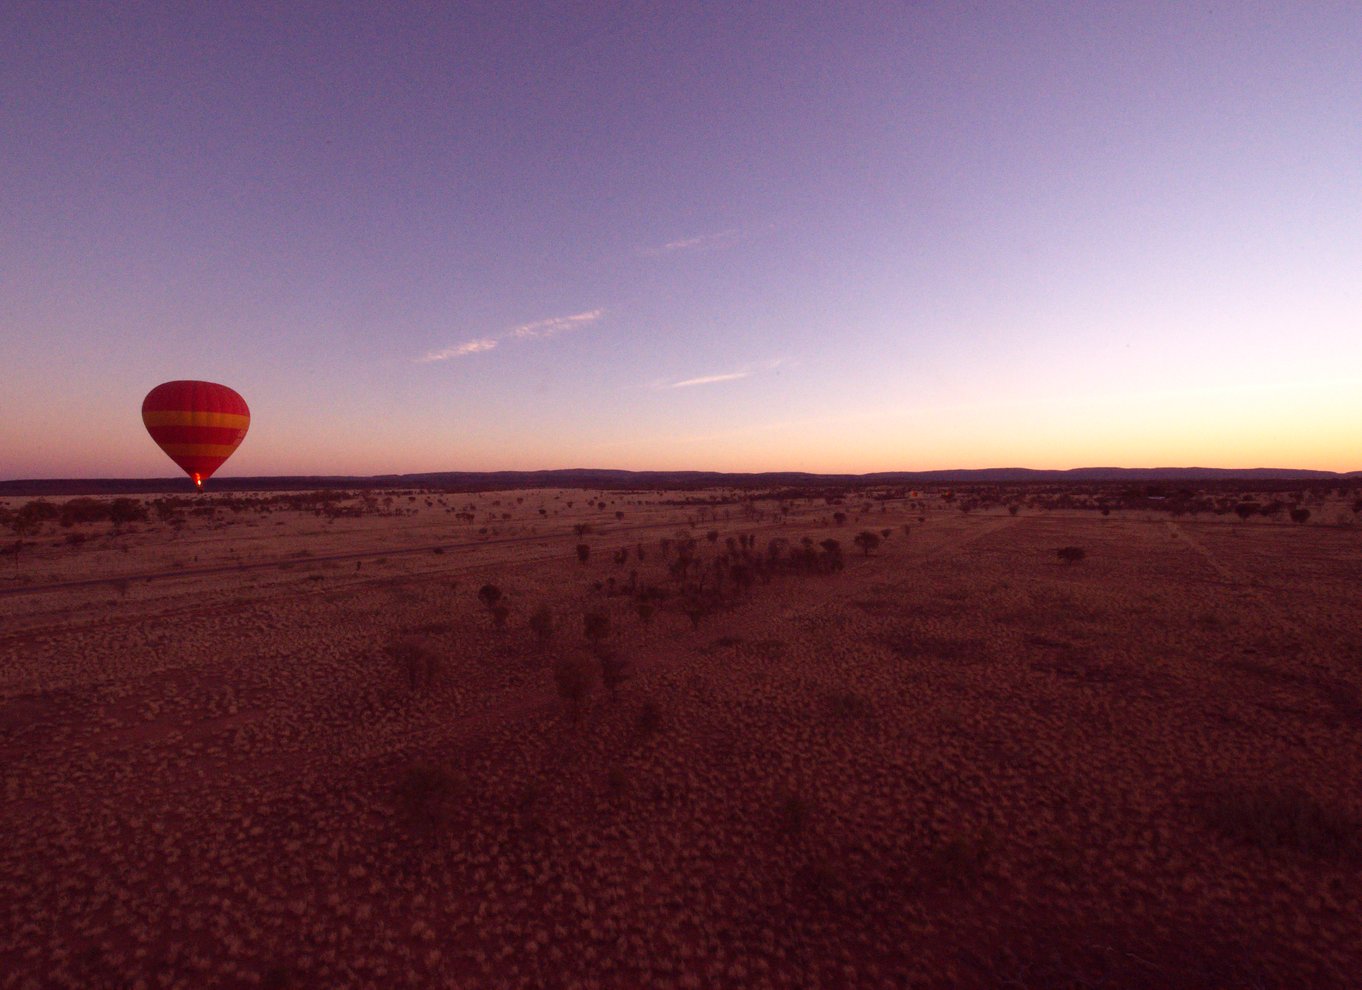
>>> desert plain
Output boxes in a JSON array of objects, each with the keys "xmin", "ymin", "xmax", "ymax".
[{"xmin": 1, "ymin": 484, "xmax": 1359, "ymax": 988}]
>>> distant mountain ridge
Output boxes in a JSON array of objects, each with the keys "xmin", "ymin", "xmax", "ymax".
[{"xmin": 1, "ymin": 466, "xmax": 1358, "ymax": 497}]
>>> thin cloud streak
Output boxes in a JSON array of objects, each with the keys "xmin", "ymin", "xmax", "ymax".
[
  {"xmin": 641, "ymin": 228, "xmax": 743, "ymax": 257},
  {"xmin": 419, "ymin": 338, "xmax": 498, "ymax": 362},
  {"xmin": 420, "ymin": 309, "xmax": 604, "ymax": 363},
  {"xmin": 647, "ymin": 356, "xmax": 790, "ymax": 390},
  {"xmin": 510, "ymin": 308, "xmax": 605, "ymax": 339},
  {"xmin": 668, "ymin": 371, "xmax": 752, "ymax": 388}
]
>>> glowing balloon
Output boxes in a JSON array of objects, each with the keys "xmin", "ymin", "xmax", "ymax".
[{"xmin": 142, "ymin": 380, "xmax": 250, "ymax": 489}]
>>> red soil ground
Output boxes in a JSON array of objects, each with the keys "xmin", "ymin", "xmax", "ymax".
[{"xmin": 1, "ymin": 489, "xmax": 1359, "ymax": 988}]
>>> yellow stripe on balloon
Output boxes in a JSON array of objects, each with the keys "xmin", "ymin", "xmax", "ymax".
[
  {"xmin": 155, "ymin": 443, "xmax": 243, "ymax": 457},
  {"xmin": 141, "ymin": 411, "xmax": 251, "ymax": 429}
]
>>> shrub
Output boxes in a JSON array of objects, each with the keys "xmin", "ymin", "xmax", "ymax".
[
  {"xmin": 394, "ymin": 762, "xmax": 460, "ymax": 835},
  {"xmin": 636, "ymin": 601, "xmax": 655, "ymax": 624},
  {"xmin": 1290, "ymin": 507, "xmax": 1311, "ymax": 524},
  {"xmin": 477, "ymin": 583, "xmax": 502, "ymax": 609},
  {"xmin": 1202, "ymin": 786, "xmax": 1359, "ymax": 860},
  {"xmin": 1056, "ymin": 546, "xmax": 1086, "ymax": 565},
  {"xmin": 777, "ymin": 791, "xmax": 813, "ymax": 836},
  {"xmin": 927, "ymin": 829, "xmax": 995, "ymax": 887},
  {"xmin": 389, "ymin": 637, "xmax": 439, "ymax": 690},
  {"xmin": 576, "ymin": 543, "xmax": 590, "ymax": 565},
  {"xmin": 553, "ymin": 655, "xmax": 596, "ymax": 721},
  {"xmin": 825, "ymin": 690, "xmax": 873, "ymax": 721}
]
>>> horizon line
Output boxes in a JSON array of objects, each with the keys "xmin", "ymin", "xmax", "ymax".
[{"xmin": 3, "ymin": 463, "xmax": 1359, "ymax": 488}]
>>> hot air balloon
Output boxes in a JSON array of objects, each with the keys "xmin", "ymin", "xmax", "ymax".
[{"xmin": 142, "ymin": 381, "xmax": 250, "ymax": 490}]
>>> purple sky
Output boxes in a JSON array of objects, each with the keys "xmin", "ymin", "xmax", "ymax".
[{"xmin": 3, "ymin": 2, "xmax": 1360, "ymax": 479}]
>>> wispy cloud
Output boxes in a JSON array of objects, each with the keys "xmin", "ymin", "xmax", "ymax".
[
  {"xmin": 650, "ymin": 356, "xmax": 791, "ymax": 390},
  {"xmin": 668, "ymin": 371, "xmax": 753, "ymax": 388},
  {"xmin": 419, "ymin": 338, "xmax": 498, "ymax": 362},
  {"xmin": 419, "ymin": 309, "xmax": 604, "ymax": 363},
  {"xmin": 641, "ymin": 228, "xmax": 744, "ymax": 257},
  {"xmin": 510, "ymin": 308, "xmax": 605, "ymax": 339}
]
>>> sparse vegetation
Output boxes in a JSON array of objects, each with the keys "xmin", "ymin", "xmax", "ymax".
[
  {"xmin": 5, "ymin": 480, "xmax": 1362, "ymax": 987},
  {"xmin": 1056, "ymin": 545, "xmax": 1086, "ymax": 565}
]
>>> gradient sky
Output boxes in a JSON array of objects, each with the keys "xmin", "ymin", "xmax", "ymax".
[{"xmin": 3, "ymin": 2, "xmax": 1360, "ymax": 479}]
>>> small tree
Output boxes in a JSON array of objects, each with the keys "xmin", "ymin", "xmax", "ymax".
[
  {"xmin": 636, "ymin": 699, "xmax": 663, "ymax": 737},
  {"xmin": 389, "ymin": 637, "xmax": 439, "ymax": 690},
  {"xmin": 477, "ymin": 583, "xmax": 502, "ymax": 610},
  {"xmin": 528, "ymin": 603, "xmax": 554, "ymax": 644},
  {"xmin": 107, "ymin": 498, "xmax": 149, "ymax": 532},
  {"xmin": 553, "ymin": 655, "xmax": 596, "ymax": 721},
  {"xmin": 491, "ymin": 604, "xmax": 510, "ymax": 630},
  {"xmin": 583, "ymin": 611, "xmax": 611, "ymax": 651},
  {"xmin": 1056, "ymin": 546, "xmax": 1086, "ymax": 565},
  {"xmin": 599, "ymin": 653, "xmax": 631, "ymax": 701},
  {"xmin": 394, "ymin": 762, "xmax": 460, "ymax": 836},
  {"xmin": 853, "ymin": 531, "xmax": 881, "ymax": 556},
  {"xmin": 682, "ymin": 597, "xmax": 710, "ymax": 629},
  {"xmin": 2, "ymin": 540, "xmax": 28, "ymax": 576},
  {"xmin": 576, "ymin": 543, "xmax": 590, "ymax": 565},
  {"xmin": 636, "ymin": 601, "xmax": 655, "ymax": 625}
]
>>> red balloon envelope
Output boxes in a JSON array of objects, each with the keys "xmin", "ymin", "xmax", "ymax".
[{"xmin": 142, "ymin": 380, "xmax": 250, "ymax": 489}]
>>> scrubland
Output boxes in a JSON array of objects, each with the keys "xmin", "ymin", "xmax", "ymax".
[{"xmin": 1, "ymin": 485, "xmax": 1359, "ymax": 988}]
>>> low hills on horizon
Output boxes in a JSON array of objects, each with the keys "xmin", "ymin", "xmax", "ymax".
[{"xmin": 2, "ymin": 466, "xmax": 1359, "ymax": 497}]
